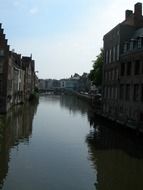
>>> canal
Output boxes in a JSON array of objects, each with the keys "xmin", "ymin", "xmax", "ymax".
[{"xmin": 0, "ymin": 95, "xmax": 143, "ymax": 190}]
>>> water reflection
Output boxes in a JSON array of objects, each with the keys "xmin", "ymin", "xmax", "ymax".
[
  {"xmin": 86, "ymin": 118, "xmax": 143, "ymax": 190},
  {"xmin": 60, "ymin": 95, "xmax": 90, "ymax": 116},
  {"xmin": 41, "ymin": 95, "xmax": 143, "ymax": 190},
  {"xmin": 0, "ymin": 101, "xmax": 38, "ymax": 189},
  {"xmin": 1, "ymin": 95, "xmax": 143, "ymax": 190},
  {"xmin": 40, "ymin": 95, "xmax": 90, "ymax": 116}
]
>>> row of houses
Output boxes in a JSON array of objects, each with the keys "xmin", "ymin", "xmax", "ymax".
[
  {"xmin": 0, "ymin": 24, "xmax": 38, "ymax": 113},
  {"xmin": 102, "ymin": 2, "xmax": 143, "ymax": 128},
  {"xmin": 39, "ymin": 73, "xmax": 91, "ymax": 92}
]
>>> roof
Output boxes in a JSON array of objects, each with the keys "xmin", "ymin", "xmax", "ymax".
[{"xmin": 132, "ymin": 27, "xmax": 143, "ymax": 38}]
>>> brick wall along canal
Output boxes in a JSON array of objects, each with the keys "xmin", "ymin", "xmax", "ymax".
[{"xmin": 0, "ymin": 95, "xmax": 143, "ymax": 190}]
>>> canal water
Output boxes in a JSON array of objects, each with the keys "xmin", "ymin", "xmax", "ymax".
[{"xmin": 0, "ymin": 95, "xmax": 143, "ymax": 190}]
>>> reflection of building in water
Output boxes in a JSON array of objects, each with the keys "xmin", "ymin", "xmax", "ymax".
[
  {"xmin": 0, "ymin": 120, "xmax": 9, "ymax": 189},
  {"xmin": 86, "ymin": 120, "xmax": 143, "ymax": 190},
  {"xmin": 0, "ymin": 101, "xmax": 38, "ymax": 188},
  {"xmin": 60, "ymin": 95, "xmax": 90, "ymax": 115}
]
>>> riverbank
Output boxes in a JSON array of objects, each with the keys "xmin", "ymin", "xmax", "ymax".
[{"xmin": 70, "ymin": 91, "xmax": 143, "ymax": 134}]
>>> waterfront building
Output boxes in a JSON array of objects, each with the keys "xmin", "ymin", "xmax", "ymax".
[
  {"xmin": 38, "ymin": 79, "xmax": 46, "ymax": 91},
  {"xmin": 0, "ymin": 24, "xmax": 37, "ymax": 113},
  {"xmin": 60, "ymin": 74, "xmax": 80, "ymax": 91},
  {"xmin": 102, "ymin": 2, "xmax": 143, "ymax": 127},
  {"xmin": 22, "ymin": 56, "xmax": 35, "ymax": 100},
  {"xmin": 7, "ymin": 52, "xmax": 25, "ymax": 108},
  {"xmin": 79, "ymin": 73, "xmax": 91, "ymax": 92},
  {"xmin": 0, "ymin": 24, "xmax": 10, "ymax": 113}
]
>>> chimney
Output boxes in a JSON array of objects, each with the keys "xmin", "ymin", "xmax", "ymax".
[
  {"xmin": 3, "ymin": 34, "xmax": 5, "ymax": 39},
  {"xmin": 0, "ymin": 28, "xmax": 4, "ymax": 34},
  {"xmin": 5, "ymin": 39, "xmax": 8, "ymax": 45},
  {"xmin": 134, "ymin": 2, "xmax": 142, "ymax": 17},
  {"xmin": 125, "ymin": 10, "xmax": 133, "ymax": 19}
]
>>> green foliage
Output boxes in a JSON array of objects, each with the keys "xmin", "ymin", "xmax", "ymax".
[
  {"xmin": 34, "ymin": 87, "xmax": 39, "ymax": 93},
  {"xmin": 89, "ymin": 48, "xmax": 103, "ymax": 86}
]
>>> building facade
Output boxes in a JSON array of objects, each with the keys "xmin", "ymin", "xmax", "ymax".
[
  {"xmin": 0, "ymin": 24, "xmax": 10, "ymax": 113},
  {"xmin": 0, "ymin": 24, "xmax": 37, "ymax": 113},
  {"xmin": 102, "ymin": 2, "xmax": 143, "ymax": 128}
]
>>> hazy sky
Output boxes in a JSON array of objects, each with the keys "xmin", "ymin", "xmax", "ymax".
[{"xmin": 0, "ymin": 0, "xmax": 139, "ymax": 79}]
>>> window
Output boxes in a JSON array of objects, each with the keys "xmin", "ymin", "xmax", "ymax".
[
  {"xmin": 140, "ymin": 113, "xmax": 143, "ymax": 121},
  {"xmin": 134, "ymin": 60, "xmax": 140, "ymax": 75},
  {"xmin": 109, "ymin": 71, "xmax": 111, "ymax": 80},
  {"xmin": 111, "ymin": 87, "xmax": 114, "ymax": 99},
  {"xmin": 112, "ymin": 69, "xmax": 115, "ymax": 80},
  {"xmin": 134, "ymin": 84, "xmax": 139, "ymax": 101},
  {"xmin": 108, "ymin": 87, "xmax": 110, "ymax": 98},
  {"xmin": 104, "ymin": 87, "xmax": 107, "ymax": 97},
  {"xmin": 137, "ymin": 38, "xmax": 142, "ymax": 48},
  {"xmin": 0, "ymin": 80, "xmax": 2, "ymax": 93},
  {"xmin": 115, "ymin": 87, "xmax": 117, "ymax": 99},
  {"xmin": 123, "ymin": 43, "xmax": 128, "ymax": 53},
  {"xmin": 115, "ymin": 69, "xmax": 119, "ymax": 80},
  {"xmin": 0, "ymin": 50, "xmax": 4, "ymax": 56},
  {"xmin": 113, "ymin": 47, "xmax": 116, "ymax": 61},
  {"xmin": 106, "ymin": 50, "xmax": 108, "ymax": 64},
  {"xmin": 109, "ymin": 49, "xmax": 112, "ymax": 63},
  {"xmin": 125, "ymin": 84, "xmax": 130, "ymax": 101},
  {"xmin": 141, "ymin": 84, "xmax": 143, "ymax": 102},
  {"xmin": 117, "ymin": 44, "xmax": 120, "ymax": 60},
  {"xmin": 130, "ymin": 39, "xmax": 134, "ymax": 50},
  {"xmin": 130, "ymin": 41, "xmax": 133, "ymax": 50},
  {"xmin": 120, "ymin": 84, "xmax": 124, "ymax": 100},
  {"xmin": 126, "ymin": 61, "xmax": 131, "ymax": 75},
  {"xmin": 121, "ymin": 63, "xmax": 125, "ymax": 76},
  {"xmin": 0, "ymin": 61, "xmax": 3, "ymax": 73},
  {"xmin": 109, "ymin": 87, "xmax": 112, "ymax": 98}
]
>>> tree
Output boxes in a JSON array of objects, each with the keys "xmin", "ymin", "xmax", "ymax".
[{"xmin": 88, "ymin": 48, "xmax": 103, "ymax": 86}]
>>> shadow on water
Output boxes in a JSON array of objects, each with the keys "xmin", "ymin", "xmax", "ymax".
[
  {"xmin": 86, "ymin": 111, "xmax": 143, "ymax": 190},
  {"xmin": 0, "ymin": 101, "xmax": 38, "ymax": 189}
]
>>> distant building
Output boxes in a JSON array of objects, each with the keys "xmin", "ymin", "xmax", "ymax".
[
  {"xmin": 38, "ymin": 79, "xmax": 46, "ymax": 91},
  {"xmin": 39, "ymin": 73, "xmax": 91, "ymax": 93},
  {"xmin": 60, "ymin": 73, "xmax": 80, "ymax": 91},
  {"xmin": 102, "ymin": 2, "xmax": 143, "ymax": 127},
  {"xmin": 79, "ymin": 73, "xmax": 91, "ymax": 92},
  {"xmin": 38, "ymin": 79, "xmax": 60, "ymax": 91}
]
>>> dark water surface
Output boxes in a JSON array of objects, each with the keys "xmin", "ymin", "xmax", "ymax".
[{"xmin": 0, "ymin": 95, "xmax": 143, "ymax": 190}]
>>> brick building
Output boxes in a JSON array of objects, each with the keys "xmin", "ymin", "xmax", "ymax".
[
  {"xmin": 22, "ymin": 56, "xmax": 35, "ymax": 100},
  {"xmin": 0, "ymin": 24, "xmax": 10, "ymax": 113},
  {"xmin": 102, "ymin": 2, "xmax": 143, "ymax": 128},
  {"xmin": 0, "ymin": 24, "xmax": 37, "ymax": 113}
]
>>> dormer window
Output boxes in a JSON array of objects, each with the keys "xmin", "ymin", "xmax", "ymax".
[
  {"xmin": 123, "ymin": 42, "xmax": 128, "ymax": 53},
  {"xmin": 0, "ymin": 50, "xmax": 4, "ymax": 56},
  {"xmin": 137, "ymin": 37, "xmax": 142, "ymax": 48},
  {"xmin": 130, "ymin": 39, "xmax": 135, "ymax": 50}
]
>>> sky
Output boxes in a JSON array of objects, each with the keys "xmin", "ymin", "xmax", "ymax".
[{"xmin": 0, "ymin": 0, "xmax": 140, "ymax": 79}]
